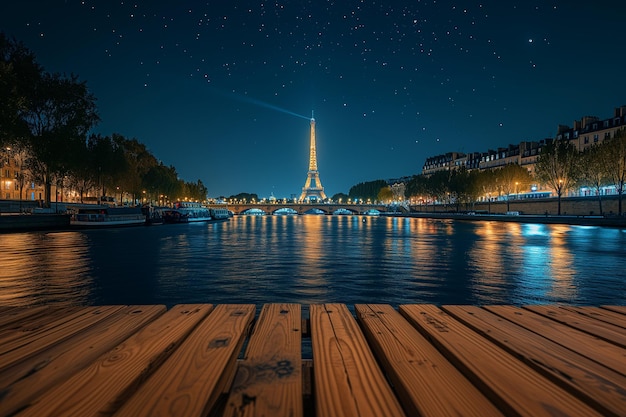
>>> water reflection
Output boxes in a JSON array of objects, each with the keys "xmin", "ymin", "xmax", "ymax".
[
  {"xmin": 1, "ymin": 217, "xmax": 624, "ymax": 307},
  {"xmin": 0, "ymin": 232, "xmax": 92, "ymax": 306}
]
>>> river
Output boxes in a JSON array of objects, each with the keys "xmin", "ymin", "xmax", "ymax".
[{"xmin": 1, "ymin": 215, "xmax": 624, "ymax": 307}]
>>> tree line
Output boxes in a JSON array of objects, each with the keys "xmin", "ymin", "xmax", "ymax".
[
  {"xmin": 349, "ymin": 133, "xmax": 626, "ymax": 216},
  {"xmin": 0, "ymin": 33, "xmax": 207, "ymax": 206}
]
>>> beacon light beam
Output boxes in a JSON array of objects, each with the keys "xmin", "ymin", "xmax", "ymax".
[
  {"xmin": 213, "ymin": 87, "xmax": 310, "ymax": 120},
  {"xmin": 235, "ymin": 94, "xmax": 311, "ymax": 120}
]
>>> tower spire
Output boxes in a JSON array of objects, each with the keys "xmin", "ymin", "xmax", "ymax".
[{"xmin": 299, "ymin": 111, "xmax": 326, "ymax": 201}]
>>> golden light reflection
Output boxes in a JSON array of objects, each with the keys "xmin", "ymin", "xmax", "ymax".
[
  {"xmin": 467, "ymin": 222, "xmax": 578, "ymax": 303},
  {"xmin": 543, "ymin": 226, "xmax": 577, "ymax": 300},
  {"xmin": 467, "ymin": 222, "xmax": 516, "ymax": 302},
  {"xmin": 298, "ymin": 214, "xmax": 326, "ymax": 287},
  {"xmin": 0, "ymin": 232, "xmax": 92, "ymax": 306}
]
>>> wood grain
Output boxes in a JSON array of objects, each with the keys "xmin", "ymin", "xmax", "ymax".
[
  {"xmin": 16, "ymin": 304, "xmax": 212, "ymax": 417},
  {"xmin": 114, "ymin": 304, "xmax": 255, "ymax": 417},
  {"xmin": 0, "ymin": 306, "xmax": 125, "ymax": 371},
  {"xmin": 356, "ymin": 304, "xmax": 502, "ymax": 417},
  {"xmin": 444, "ymin": 305, "xmax": 626, "ymax": 416},
  {"xmin": 0, "ymin": 305, "xmax": 165, "ymax": 417},
  {"xmin": 223, "ymin": 303, "xmax": 302, "ymax": 417},
  {"xmin": 310, "ymin": 303, "xmax": 406, "ymax": 417},
  {"xmin": 485, "ymin": 305, "xmax": 626, "ymax": 377},
  {"xmin": 400, "ymin": 304, "xmax": 603, "ymax": 417},
  {"xmin": 524, "ymin": 305, "xmax": 626, "ymax": 348}
]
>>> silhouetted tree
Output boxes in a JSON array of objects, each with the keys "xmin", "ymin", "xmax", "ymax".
[
  {"xmin": 601, "ymin": 129, "xmax": 626, "ymax": 215},
  {"xmin": 535, "ymin": 139, "xmax": 580, "ymax": 215},
  {"xmin": 331, "ymin": 192, "xmax": 349, "ymax": 203},
  {"xmin": 495, "ymin": 163, "xmax": 533, "ymax": 211},
  {"xmin": 377, "ymin": 186, "xmax": 393, "ymax": 203},
  {"xmin": 349, "ymin": 179, "xmax": 387, "ymax": 202},
  {"xmin": 578, "ymin": 143, "xmax": 610, "ymax": 215},
  {"xmin": 22, "ymin": 71, "xmax": 99, "ymax": 205},
  {"xmin": 0, "ymin": 33, "xmax": 41, "ymax": 147}
]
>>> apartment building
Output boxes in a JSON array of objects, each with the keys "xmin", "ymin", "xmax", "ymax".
[
  {"xmin": 557, "ymin": 105, "xmax": 626, "ymax": 151},
  {"xmin": 421, "ymin": 106, "xmax": 626, "ymax": 177}
]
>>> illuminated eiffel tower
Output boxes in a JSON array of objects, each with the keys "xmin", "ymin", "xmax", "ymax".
[{"xmin": 299, "ymin": 111, "xmax": 327, "ymax": 201}]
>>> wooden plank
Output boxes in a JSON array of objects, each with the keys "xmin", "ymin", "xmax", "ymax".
[
  {"xmin": 400, "ymin": 304, "xmax": 603, "ymax": 417},
  {"xmin": 0, "ymin": 306, "xmax": 51, "ymax": 330},
  {"xmin": 0, "ymin": 305, "xmax": 165, "ymax": 417},
  {"xmin": 355, "ymin": 304, "xmax": 502, "ymax": 417},
  {"xmin": 486, "ymin": 305, "xmax": 626, "ymax": 377},
  {"xmin": 310, "ymin": 304, "xmax": 405, "ymax": 417},
  {"xmin": 15, "ymin": 304, "xmax": 213, "ymax": 417},
  {"xmin": 0, "ymin": 307, "xmax": 79, "ymax": 348},
  {"xmin": 0, "ymin": 306, "xmax": 125, "ymax": 371},
  {"xmin": 223, "ymin": 303, "xmax": 302, "ymax": 417},
  {"xmin": 114, "ymin": 304, "xmax": 255, "ymax": 417},
  {"xmin": 602, "ymin": 306, "xmax": 626, "ymax": 315},
  {"xmin": 524, "ymin": 305, "xmax": 626, "ymax": 348},
  {"xmin": 560, "ymin": 306, "xmax": 626, "ymax": 329},
  {"xmin": 444, "ymin": 305, "xmax": 626, "ymax": 416}
]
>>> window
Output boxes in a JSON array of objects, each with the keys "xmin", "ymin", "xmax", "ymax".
[
  {"xmin": 584, "ymin": 136, "xmax": 589, "ymax": 144},
  {"xmin": 594, "ymin": 134, "xmax": 599, "ymax": 143}
]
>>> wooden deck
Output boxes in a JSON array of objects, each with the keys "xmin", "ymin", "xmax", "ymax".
[{"xmin": 0, "ymin": 304, "xmax": 625, "ymax": 417}]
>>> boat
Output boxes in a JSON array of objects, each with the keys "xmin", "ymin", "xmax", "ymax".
[
  {"xmin": 209, "ymin": 207, "xmax": 231, "ymax": 221},
  {"xmin": 163, "ymin": 201, "xmax": 212, "ymax": 223},
  {"xmin": 70, "ymin": 206, "xmax": 146, "ymax": 228},
  {"xmin": 142, "ymin": 205, "xmax": 165, "ymax": 225}
]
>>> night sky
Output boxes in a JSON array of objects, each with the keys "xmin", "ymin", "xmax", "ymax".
[{"xmin": 2, "ymin": 1, "xmax": 625, "ymax": 199}]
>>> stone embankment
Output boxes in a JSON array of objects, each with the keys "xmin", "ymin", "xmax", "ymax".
[{"xmin": 405, "ymin": 195, "xmax": 626, "ymax": 227}]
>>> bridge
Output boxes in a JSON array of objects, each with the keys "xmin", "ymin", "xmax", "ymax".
[{"xmin": 207, "ymin": 202, "xmax": 389, "ymax": 215}]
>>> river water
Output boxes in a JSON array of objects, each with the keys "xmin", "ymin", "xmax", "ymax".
[{"xmin": 1, "ymin": 215, "xmax": 625, "ymax": 308}]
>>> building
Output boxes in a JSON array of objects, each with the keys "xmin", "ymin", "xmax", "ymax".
[
  {"xmin": 421, "ymin": 152, "xmax": 466, "ymax": 175},
  {"xmin": 421, "ymin": 106, "xmax": 626, "ymax": 176},
  {"xmin": 557, "ymin": 106, "xmax": 626, "ymax": 152},
  {"xmin": 299, "ymin": 112, "xmax": 327, "ymax": 201}
]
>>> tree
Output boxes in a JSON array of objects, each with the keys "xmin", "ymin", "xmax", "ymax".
[
  {"xmin": 495, "ymin": 163, "xmax": 533, "ymax": 212},
  {"xmin": 578, "ymin": 144, "xmax": 610, "ymax": 215},
  {"xmin": 331, "ymin": 192, "xmax": 349, "ymax": 203},
  {"xmin": 0, "ymin": 33, "xmax": 41, "ymax": 147},
  {"xmin": 115, "ymin": 135, "xmax": 159, "ymax": 202},
  {"xmin": 427, "ymin": 170, "xmax": 451, "ymax": 210},
  {"xmin": 475, "ymin": 169, "xmax": 497, "ymax": 213},
  {"xmin": 349, "ymin": 179, "xmax": 387, "ymax": 202},
  {"xmin": 88, "ymin": 134, "xmax": 127, "ymax": 200},
  {"xmin": 601, "ymin": 129, "xmax": 626, "ymax": 215},
  {"xmin": 377, "ymin": 186, "xmax": 393, "ymax": 203},
  {"xmin": 535, "ymin": 139, "xmax": 580, "ymax": 215},
  {"xmin": 143, "ymin": 163, "xmax": 180, "ymax": 203},
  {"xmin": 22, "ymin": 72, "xmax": 99, "ymax": 205},
  {"xmin": 229, "ymin": 192, "xmax": 258, "ymax": 202}
]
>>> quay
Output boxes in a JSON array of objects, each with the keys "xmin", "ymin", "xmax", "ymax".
[{"xmin": 1, "ymin": 304, "xmax": 625, "ymax": 416}]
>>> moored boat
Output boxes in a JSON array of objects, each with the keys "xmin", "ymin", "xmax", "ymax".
[
  {"xmin": 142, "ymin": 205, "xmax": 165, "ymax": 225},
  {"xmin": 209, "ymin": 207, "xmax": 230, "ymax": 221},
  {"xmin": 163, "ymin": 201, "xmax": 212, "ymax": 223},
  {"xmin": 70, "ymin": 206, "xmax": 146, "ymax": 228}
]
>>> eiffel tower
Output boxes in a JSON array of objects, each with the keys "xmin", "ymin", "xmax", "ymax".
[{"xmin": 299, "ymin": 111, "xmax": 327, "ymax": 201}]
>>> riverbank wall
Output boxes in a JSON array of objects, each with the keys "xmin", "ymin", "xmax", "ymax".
[
  {"xmin": 0, "ymin": 213, "xmax": 70, "ymax": 232},
  {"xmin": 411, "ymin": 195, "xmax": 624, "ymax": 217}
]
